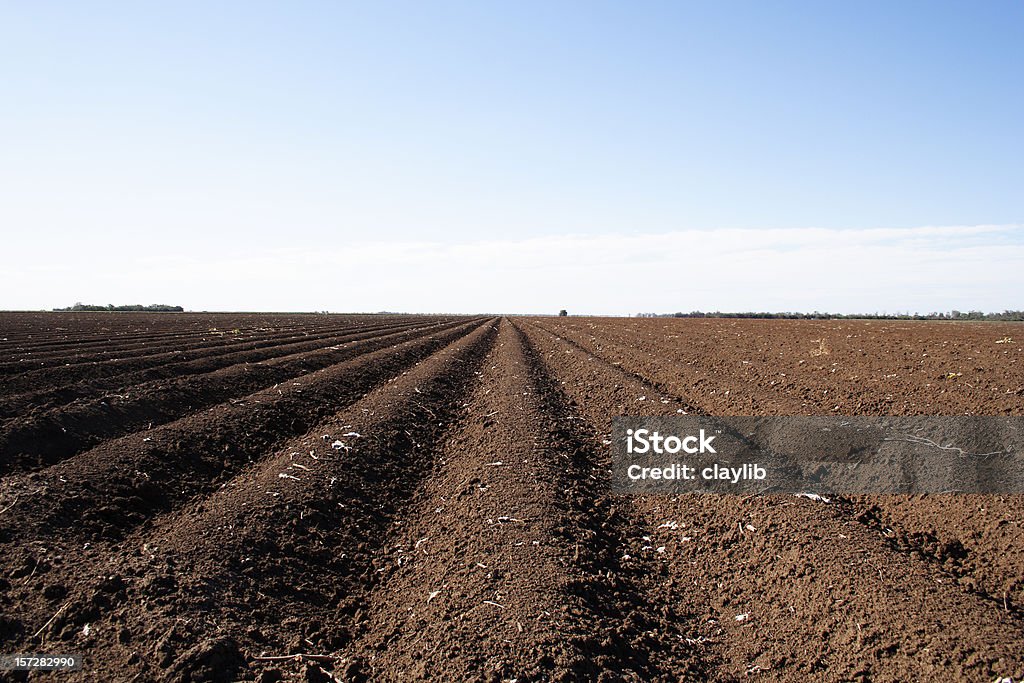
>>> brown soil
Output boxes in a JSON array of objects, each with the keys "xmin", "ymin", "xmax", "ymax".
[{"xmin": 0, "ymin": 312, "xmax": 1020, "ymax": 681}]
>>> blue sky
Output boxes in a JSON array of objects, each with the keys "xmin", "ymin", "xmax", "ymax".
[{"xmin": 2, "ymin": 1, "xmax": 1022, "ymax": 313}]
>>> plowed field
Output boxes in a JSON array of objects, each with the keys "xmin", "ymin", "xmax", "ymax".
[{"xmin": 1, "ymin": 313, "xmax": 1021, "ymax": 681}]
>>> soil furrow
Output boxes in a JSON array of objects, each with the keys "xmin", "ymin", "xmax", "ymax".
[
  {"xmin": 0, "ymin": 318, "xmax": 449, "ymax": 396},
  {"xmin": 515, "ymin": 318, "xmax": 1024, "ymax": 681},
  {"xmin": 542, "ymin": 317, "xmax": 1024, "ymax": 415},
  {"xmin": 7, "ymin": 319, "xmax": 500, "ymax": 682},
  {"xmin": 0, "ymin": 325, "xmax": 308, "ymax": 357},
  {"xmin": 532, "ymin": 318, "xmax": 1024, "ymax": 623},
  {"xmin": 0, "ymin": 315, "xmax": 401, "ymax": 360},
  {"xmin": 528, "ymin": 318, "xmax": 751, "ymax": 416},
  {"xmin": 0, "ymin": 319, "xmax": 485, "ymax": 550},
  {"xmin": 843, "ymin": 495, "xmax": 1024, "ymax": 620},
  {"xmin": 0, "ymin": 326, "xmax": 346, "ymax": 375},
  {"xmin": 325, "ymin": 320, "xmax": 708, "ymax": 681},
  {"xmin": 0, "ymin": 326, "xmax": 316, "ymax": 366},
  {"xmin": 512, "ymin": 320, "xmax": 715, "ymax": 680},
  {"xmin": 0, "ymin": 320, "xmax": 431, "ymax": 420},
  {"xmin": 0, "ymin": 313, "xmax": 1020, "ymax": 682},
  {"xmin": 0, "ymin": 315, "xmax": 325, "ymax": 352},
  {"xmin": 0, "ymin": 319, "xmax": 468, "ymax": 473}
]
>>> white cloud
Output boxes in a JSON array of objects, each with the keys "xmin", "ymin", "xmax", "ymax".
[{"xmin": 3, "ymin": 225, "xmax": 1022, "ymax": 314}]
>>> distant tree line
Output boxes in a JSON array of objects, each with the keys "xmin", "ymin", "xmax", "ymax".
[
  {"xmin": 636, "ymin": 310, "xmax": 1024, "ymax": 321},
  {"xmin": 54, "ymin": 303, "xmax": 184, "ymax": 312}
]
